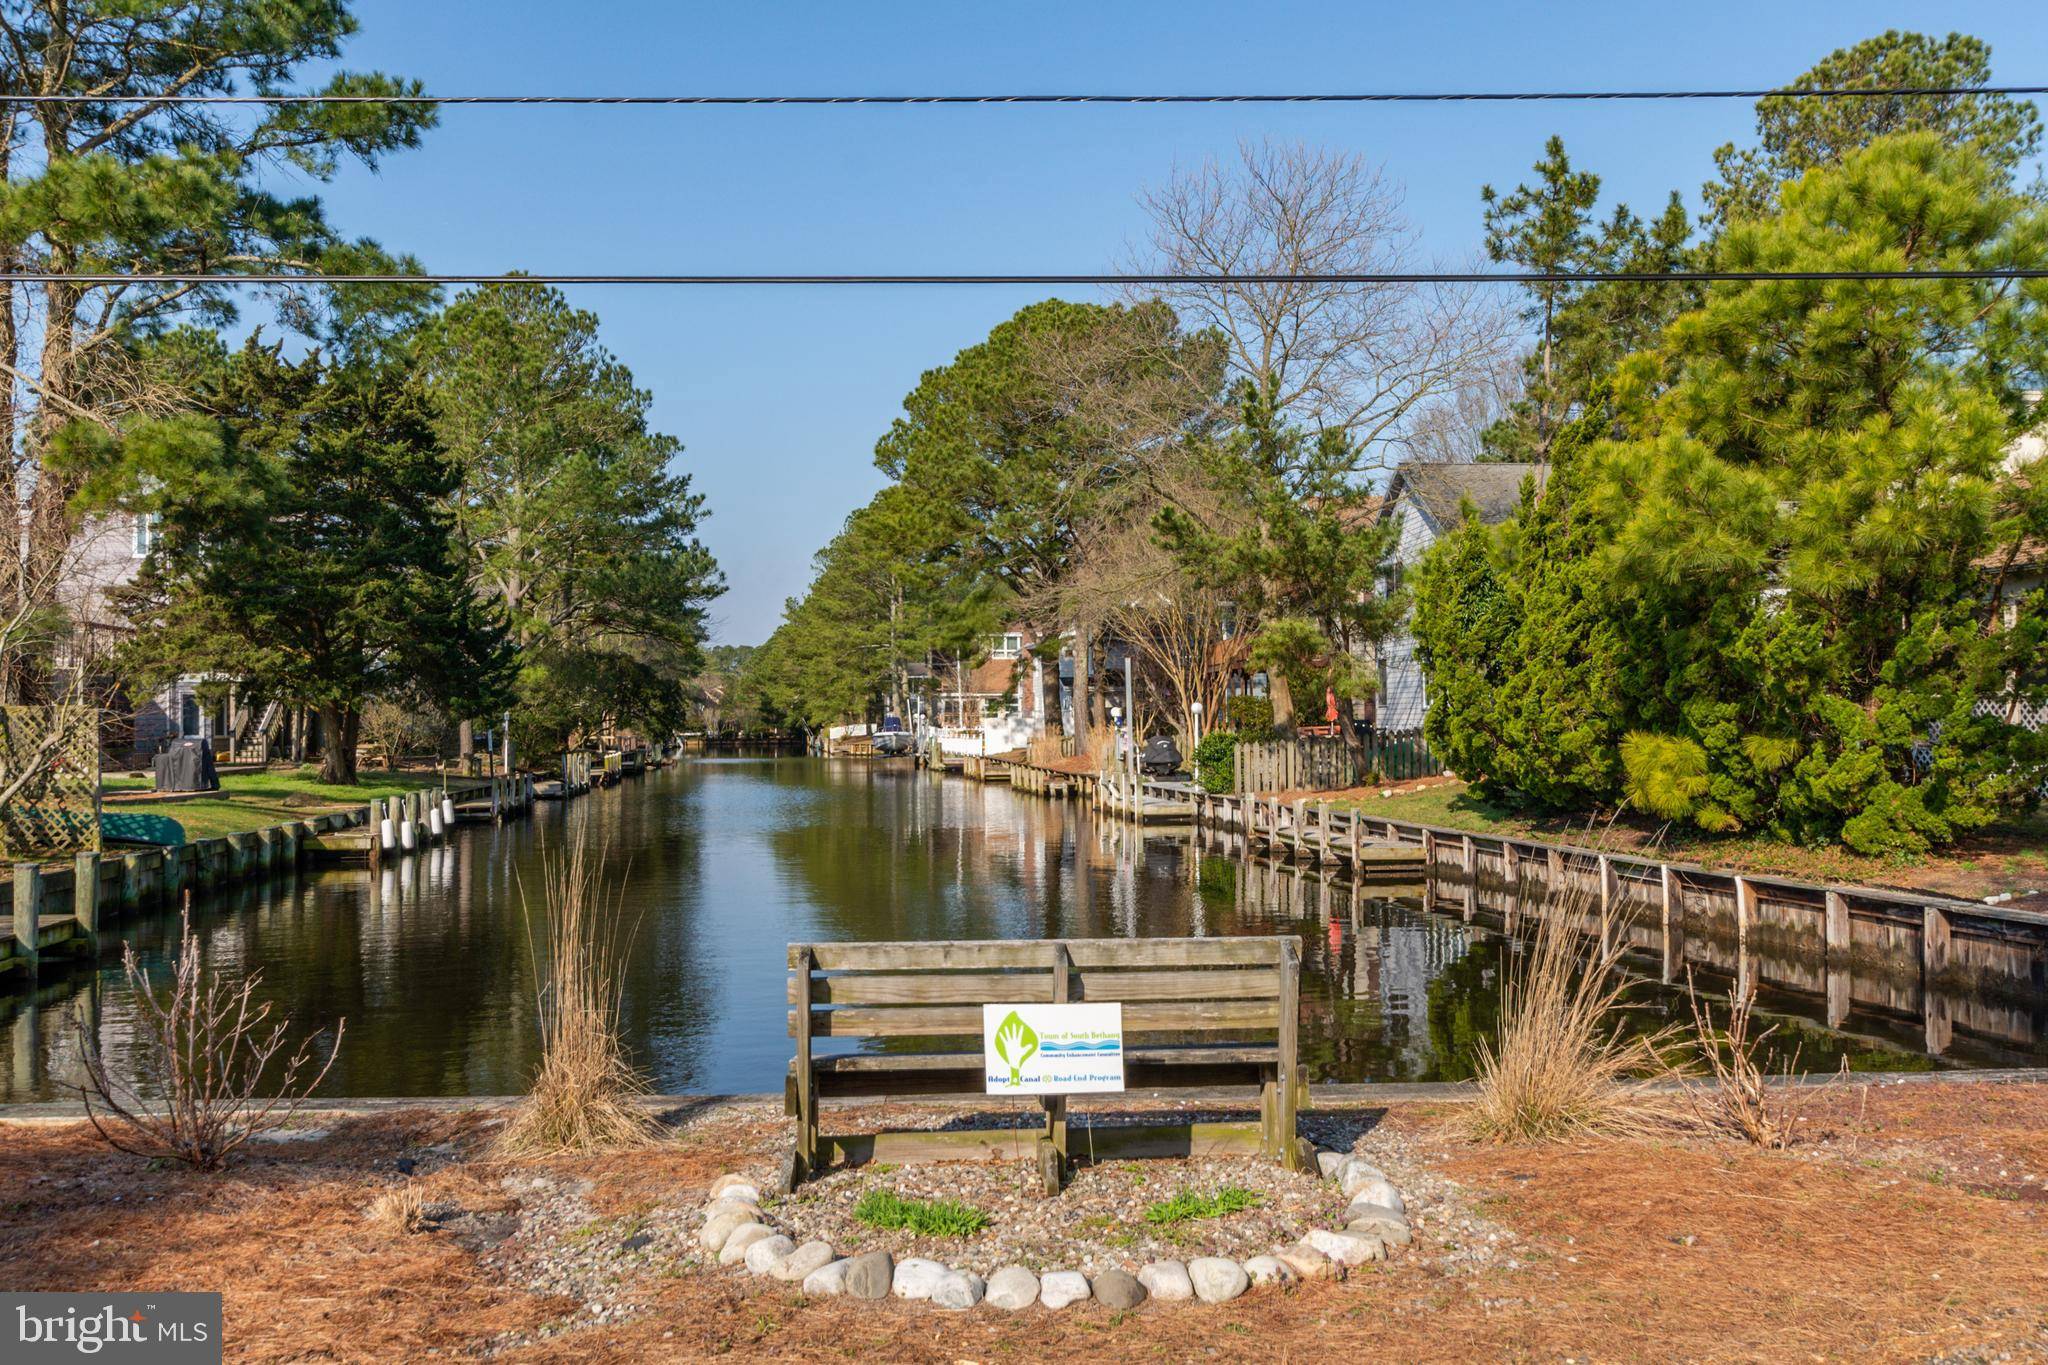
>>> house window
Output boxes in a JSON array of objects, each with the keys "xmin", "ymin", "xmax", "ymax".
[
  {"xmin": 990, "ymin": 633, "xmax": 1024, "ymax": 659},
  {"xmin": 132, "ymin": 512, "xmax": 159, "ymax": 557}
]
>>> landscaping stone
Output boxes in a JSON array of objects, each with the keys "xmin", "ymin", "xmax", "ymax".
[
  {"xmin": 619, "ymin": 1233, "xmax": 653, "ymax": 1253},
  {"xmin": 1345, "ymin": 1177, "xmax": 1405, "ymax": 1213},
  {"xmin": 770, "ymin": 1240, "xmax": 835, "ymax": 1282},
  {"xmin": 701, "ymin": 1197, "xmax": 761, "ymax": 1224},
  {"xmin": 699, "ymin": 1210, "xmax": 752, "ymax": 1253},
  {"xmin": 1275, "ymin": 1243, "xmax": 1336, "ymax": 1281},
  {"xmin": 1304, "ymin": 1227, "xmax": 1385, "ymax": 1266},
  {"xmin": 802, "ymin": 1258, "xmax": 852, "ymax": 1297},
  {"xmin": 1039, "ymin": 1270, "xmax": 1091, "ymax": 1309},
  {"xmin": 744, "ymin": 1234, "xmax": 797, "ymax": 1275},
  {"xmin": 844, "ymin": 1251, "xmax": 894, "ymax": 1301},
  {"xmin": 1092, "ymin": 1269, "xmax": 1146, "ymax": 1310},
  {"xmin": 1315, "ymin": 1149, "xmax": 1350, "ymax": 1181},
  {"xmin": 1138, "ymin": 1260, "xmax": 1195, "ymax": 1302},
  {"xmin": 932, "ymin": 1270, "xmax": 985, "ymax": 1310},
  {"xmin": 986, "ymin": 1266, "xmax": 1040, "ymax": 1311},
  {"xmin": 717, "ymin": 1222, "xmax": 775, "ymax": 1266},
  {"xmin": 891, "ymin": 1257, "xmax": 948, "ymax": 1301},
  {"xmin": 1189, "ymin": 1257, "xmax": 1250, "ymax": 1303},
  {"xmin": 1242, "ymin": 1255, "xmax": 1294, "ymax": 1286},
  {"xmin": 709, "ymin": 1175, "xmax": 761, "ymax": 1202},
  {"xmin": 1337, "ymin": 1159, "xmax": 1391, "ymax": 1199},
  {"xmin": 1346, "ymin": 1206, "xmax": 1412, "ymax": 1247}
]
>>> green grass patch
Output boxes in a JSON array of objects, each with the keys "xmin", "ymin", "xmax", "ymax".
[
  {"xmin": 851, "ymin": 1188, "xmax": 989, "ymax": 1237},
  {"xmin": 102, "ymin": 765, "xmax": 451, "ymax": 842},
  {"xmin": 1143, "ymin": 1186, "xmax": 1263, "ymax": 1226}
]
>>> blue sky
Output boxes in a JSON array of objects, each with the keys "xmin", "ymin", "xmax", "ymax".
[{"xmin": 306, "ymin": 1, "xmax": 2048, "ymax": 644}]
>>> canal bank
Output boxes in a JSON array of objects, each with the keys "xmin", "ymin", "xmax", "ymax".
[{"xmin": 4, "ymin": 755, "xmax": 2038, "ymax": 1105}]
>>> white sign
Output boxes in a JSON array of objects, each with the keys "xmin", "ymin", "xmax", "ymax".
[{"xmin": 982, "ymin": 1002, "xmax": 1125, "ymax": 1094}]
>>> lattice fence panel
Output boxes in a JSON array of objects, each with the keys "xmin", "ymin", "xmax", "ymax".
[{"xmin": 0, "ymin": 705, "xmax": 103, "ymax": 859}]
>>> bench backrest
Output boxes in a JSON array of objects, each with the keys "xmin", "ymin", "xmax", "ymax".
[{"xmin": 787, "ymin": 936, "xmax": 1301, "ymax": 1051}]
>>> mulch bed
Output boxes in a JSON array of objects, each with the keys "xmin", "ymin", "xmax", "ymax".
[{"xmin": 2, "ymin": 1082, "xmax": 2045, "ymax": 1361}]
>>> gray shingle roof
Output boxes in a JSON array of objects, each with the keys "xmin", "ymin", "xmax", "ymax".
[{"xmin": 1389, "ymin": 462, "xmax": 1547, "ymax": 529}]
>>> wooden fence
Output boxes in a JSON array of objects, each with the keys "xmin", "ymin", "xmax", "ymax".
[{"xmin": 1231, "ymin": 729, "xmax": 1441, "ymax": 794}]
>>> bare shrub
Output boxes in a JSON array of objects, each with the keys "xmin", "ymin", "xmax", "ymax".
[
  {"xmin": 69, "ymin": 912, "xmax": 344, "ymax": 1171},
  {"xmin": 365, "ymin": 1182, "xmax": 428, "ymax": 1235},
  {"xmin": 1676, "ymin": 972, "xmax": 1833, "ymax": 1148},
  {"xmin": 496, "ymin": 841, "xmax": 657, "ymax": 1156},
  {"xmin": 1026, "ymin": 730, "xmax": 1066, "ymax": 766},
  {"xmin": 1464, "ymin": 898, "xmax": 1681, "ymax": 1143}
]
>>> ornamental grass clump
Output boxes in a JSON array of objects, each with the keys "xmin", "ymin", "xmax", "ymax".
[
  {"xmin": 1464, "ymin": 896, "xmax": 1682, "ymax": 1143},
  {"xmin": 496, "ymin": 841, "xmax": 658, "ymax": 1156}
]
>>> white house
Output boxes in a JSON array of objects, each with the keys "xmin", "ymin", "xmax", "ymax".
[{"xmin": 1372, "ymin": 462, "xmax": 1547, "ymax": 730}]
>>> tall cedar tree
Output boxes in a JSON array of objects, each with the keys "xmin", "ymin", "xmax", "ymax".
[
  {"xmin": 417, "ymin": 285, "xmax": 723, "ymax": 753},
  {"xmin": 113, "ymin": 339, "xmax": 514, "ymax": 784},
  {"xmin": 1411, "ymin": 399, "xmax": 1626, "ymax": 807}
]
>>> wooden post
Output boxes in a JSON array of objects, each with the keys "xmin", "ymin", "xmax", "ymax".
[
  {"xmin": 1043, "ymin": 943, "xmax": 1071, "ymax": 1192},
  {"xmin": 1276, "ymin": 938, "xmax": 1302, "ymax": 1171},
  {"xmin": 1349, "ymin": 812, "xmax": 1362, "ymax": 866},
  {"xmin": 1824, "ymin": 891, "xmax": 1852, "ymax": 1027},
  {"xmin": 72, "ymin": 852, "xmax": 100, "ymax": 954},
  {"xmin": 1659, "ymin": 864, "xmax": 1683, "ymax": 984},
  {"xmin": 1421, "ymin": 827, "xmax": 1437, "ymax": 868},
  {"xmin": 791, "ymin": 945, "xmax": 816, "ymax": 1184},
  {"xmin": 1546, "ymin": 846, "xmax": 1565, "ymax": 891},
  {"xmin": 117, "ymin": 853, "xmax": 141, "ymax": 910},
  {"xmin": 1922, "ymin": 906, "xmax": 1953, "ymax": 1055},
  {"xmin": 1314, "ymin": 800, "xmax": 1331, "ymax": 863},
  {"xmin": 1503, "ymin": 840, "xmax": 1521, "ymax": 888},
  {"xmin": 1733, "ymin": 876, "xmax": 1755, "ymax": 998},
  {"xmin": 12, "ymin": 863, "xmax": 41, "ymax": 974},
  {"xmin": 163, "ymin": 843, "xmax": 184, "ymax": 900},
  {"xmin": 1461, "ymin": 834, "xmax": 1477, "ymax": 922}
]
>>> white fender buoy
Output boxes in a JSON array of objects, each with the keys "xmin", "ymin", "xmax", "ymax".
[{"xmin": 379, "ymin": 816, "xmax": 395, "ymax": 852}]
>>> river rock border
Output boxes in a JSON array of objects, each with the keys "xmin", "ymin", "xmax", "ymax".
[{"xmin": 694, "ymin": 1153, "xmax": 1409, "ymax": 1311}]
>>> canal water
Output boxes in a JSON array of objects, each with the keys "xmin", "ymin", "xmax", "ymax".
[{"xmin": 1, "ymin": 757, "xmax": 2024, "ymax": 1103}]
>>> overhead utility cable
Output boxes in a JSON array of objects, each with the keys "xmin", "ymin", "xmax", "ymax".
[
  {"xmin": 0, "ymin": 268, "xmax": 2041, "ymax": 286},
  {"xmin": 6, "ymin": 85, "xmax": 2046, "ymax": 107}
]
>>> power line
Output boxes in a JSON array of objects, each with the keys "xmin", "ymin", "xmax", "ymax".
[
  {"xmin": 0, "ymin": 269, "xmax": 2042, "ymax": 286},
  {"xmin": 6, "ymin": 85, "xmax": 2047, "ymax": 107}
]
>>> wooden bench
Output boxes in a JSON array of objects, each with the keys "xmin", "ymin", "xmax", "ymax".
[{"xmin": 784, "ymin": 936, "xmax": 1308, "ymax": 1193}]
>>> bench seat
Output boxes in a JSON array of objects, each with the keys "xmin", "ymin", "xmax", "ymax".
[{"xmin": 785, "ymin": 936, "xmax": 1307, "ymax": 1191}]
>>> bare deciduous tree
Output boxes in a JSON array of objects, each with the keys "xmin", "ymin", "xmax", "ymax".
[
  {"xmin": 1129, "ymin": 139, "xmax": 1514, "ymax": 469},
  {"xmin": 1407, "ymin": 349, "xmax": 1529, "ymax": 464},
  {"xmin": 1060, "ymin": 509, "xmax": 1242, "ymax": 750}
]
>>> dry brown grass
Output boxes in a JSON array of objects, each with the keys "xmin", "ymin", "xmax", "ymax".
[
  {"xmin": 1463, "ymin": 899, "xmax": 1682, "ymax": 1143},
  {"xmin": 1025, "ymin": 730, "xmax": 1066, "ymax": 766},
  {"xmin": 495, "ymin": 842, "xmax": 659, "ymax": 1157},
  {"xmin": 365, "ymin": 1181, "xmax": 428, "ymax": 1235}
]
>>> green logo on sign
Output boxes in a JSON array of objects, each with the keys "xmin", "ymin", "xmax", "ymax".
[{"xmin": 992, "ymin": 1010, "xmax": 1039, "ymax": 1087}]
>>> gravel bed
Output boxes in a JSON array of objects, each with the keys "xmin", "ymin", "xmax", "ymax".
[{"xmin": 772, "ymin": 1149, "xmax": 1345, "ymax": 1276}]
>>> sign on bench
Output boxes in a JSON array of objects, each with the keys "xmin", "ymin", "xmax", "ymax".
[{"xmin": 785, "ymin": 936, "xmax": 1306, "ymax": 1193}]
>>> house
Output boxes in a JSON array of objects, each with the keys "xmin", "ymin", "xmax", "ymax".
[
  {"xmin": 1372, "ymin": 462, "xmax": 1548, "ymax": 730},
  {"xmin": 924, "ymin": 626, "xmax": 1051, "ymax": 749},
  {"xmin": 53, "ymin": 509, "xmax": 277, "ymax": 765}
]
